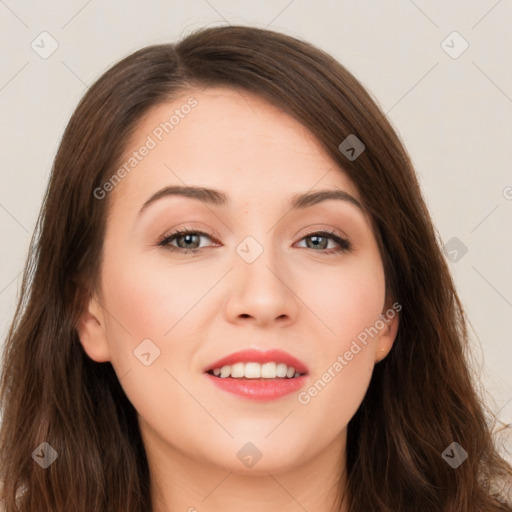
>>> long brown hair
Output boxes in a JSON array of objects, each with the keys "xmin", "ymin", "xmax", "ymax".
[{"xmin": 1, "ymin": 24, "xmax": 511, "ymax": 512}]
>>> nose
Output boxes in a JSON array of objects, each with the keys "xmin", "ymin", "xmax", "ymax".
[{"xmin": 224, "ymin": 241, "xmax": 299, "ymax": 328}]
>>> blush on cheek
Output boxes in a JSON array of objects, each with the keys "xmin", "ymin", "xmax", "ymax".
[
  {"xmin": 102, "ymin": 258, "xmax": 173, "ymax": 331},
  {"xmin": 309, "ymin": 274, "xmax": 384, "ymax": 345},
  {"xmin": 102, "ymin": 260, "xmax": 213, "ymax": 373}
]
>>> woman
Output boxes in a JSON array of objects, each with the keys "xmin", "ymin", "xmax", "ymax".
[{"xmin": 1, "ymin": 24, "xmax": 511, "ymax": 512}]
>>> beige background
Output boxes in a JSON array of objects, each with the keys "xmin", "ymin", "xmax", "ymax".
[{"xmin": 1, "ymin": 1, "xmax": 511, "ymax": 433}]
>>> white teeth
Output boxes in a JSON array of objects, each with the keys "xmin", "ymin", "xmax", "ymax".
[
  {"xmin": 244, "ymin": 362, "xmax": 261, "ymax": 378},
  {"xmin": 261, "ymin": 362, "xmax": 276, "ymax": 378},
  {"xmin": 276, "ymin": 363, "xmax": 288, "ymax": 377},
  {"xmin": 211, "ymin": 361, "xmax": 304, "ymax": 379},
  {"xmin": 230, "ymin": 362, "xmax": 245, "ymax": 378}
]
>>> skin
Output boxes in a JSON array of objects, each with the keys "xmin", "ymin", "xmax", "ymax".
[{"xmin": 78, "ymin": 87, "xmax": 399, "ymax": 512}]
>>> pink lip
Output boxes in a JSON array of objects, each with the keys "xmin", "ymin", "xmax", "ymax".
[
  {"xmin": 203, "ymin": 349, "xmax": 309, "ymax": 374},
  {"xmin": 203, "ymin": 349, "xmax": 309, "ymax": 401},
  {"xmin": 205, "ymin": 373, "xmax": 308, "ymax": 401}
]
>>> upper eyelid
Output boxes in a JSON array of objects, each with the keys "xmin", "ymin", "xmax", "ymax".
[{"xmin": 162, "ymin": 227, "xmax": 347, "ymax": 239}]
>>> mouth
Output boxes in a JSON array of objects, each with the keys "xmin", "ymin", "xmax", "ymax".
[{"xmin": 203, "ymin": 349, "xmax": 309, "ymax": 401}]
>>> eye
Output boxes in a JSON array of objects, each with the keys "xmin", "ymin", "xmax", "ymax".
[
  {"xmin": 157, "ymin": 229, "xmax": 217, "ymax": 254},
  {"xmin": 157, "ymin": 228, "xmax": 351, "ymax": 255},
  {"xmin": 295, "ymin": 230, "xmax": 352, "ymax": 254}
]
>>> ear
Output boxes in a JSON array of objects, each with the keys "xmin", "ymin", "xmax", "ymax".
[
  {"xmin": 76, "ymin": 293, "xmax": 111, "ymax": 363},
  {"xmin": 374, "ymin": 301, "xmax": 400, "ymax": 363}
]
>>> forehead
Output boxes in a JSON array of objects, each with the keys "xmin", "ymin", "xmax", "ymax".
[{"xmin": 108, "ymin": 87, "xmax": 362, "ymax": 214}]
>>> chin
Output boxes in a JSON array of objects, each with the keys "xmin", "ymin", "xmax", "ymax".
[{"xmin": 199, "ymin": 435, "xmax": 310, "ymax": 475}]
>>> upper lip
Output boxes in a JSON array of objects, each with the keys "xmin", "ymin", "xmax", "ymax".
[{"xmin": 204, "ymin": 349, "xmax": 309, "ymax": 374}]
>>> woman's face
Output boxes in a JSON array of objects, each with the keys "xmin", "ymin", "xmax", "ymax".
[{"xmin": 78, "ymin": 87, "xmax": 398, "ymax": 475}]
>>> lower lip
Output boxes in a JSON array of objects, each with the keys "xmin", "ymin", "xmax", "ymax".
[{"xmin": 205, "ymin": 373, "xmax": 308, "ymax": 401}]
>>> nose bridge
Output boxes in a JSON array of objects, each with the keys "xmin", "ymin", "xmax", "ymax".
[
  {"xmin": 226, "ymin": 229, "xmax": 297, "ymax": 324},
  {"xmin": 231, "ymin": 204, "xmax": 279, "ymax": 276},
  {"xmin": 235, "ymin": 231, "xmax": 283, "ymax": 292}
]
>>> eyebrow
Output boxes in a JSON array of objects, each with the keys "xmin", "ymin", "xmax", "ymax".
[{"xmin": 138, "ymin": 185, "xmax": 364, "ymax": 215}]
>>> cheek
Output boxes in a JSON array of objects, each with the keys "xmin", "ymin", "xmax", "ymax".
[
  {"xmin": 97, "ymin": 255, "xmax": 207, "ymax": 444},
  {"xmin": 294, "ymin": 254, "xmax": 384, "ymax": 417},
  {"xmin": 97, "ymin": 250, "xmax": 197, "ymax": 381},
  {"xmin": 99, "ymin": 250, "xmax": 224, "ymax": 385},
  {"xmin": 101, "ymin": 253, "xmax": 202, "ymax": 339},
  {"xmin": 301, "ymin": 253, "xmax": 386, "ymax": 346},
  {"xmin": 296, "ymin": 345, "xmax": 374, "ymax": 447}
]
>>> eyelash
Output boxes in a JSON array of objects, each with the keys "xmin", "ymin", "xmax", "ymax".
[{"xmin": 156, "ymin": 228, "xmax": 352, "ymax": 255}]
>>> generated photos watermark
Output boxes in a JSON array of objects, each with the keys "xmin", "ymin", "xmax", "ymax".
[
  {"xmin": 93, "ymin": 96, "xmax": 198, "ymax": 200},
  {"xmin": 297, "ymin": 302, "xmax": 402, "ymax": 405}
]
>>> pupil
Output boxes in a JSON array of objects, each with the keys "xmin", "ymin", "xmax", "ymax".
[
  {"xmin": 179, "ymin": 234, "xmax": 199, "ymax": 249},
  {"xmin": 308, "ymin": 235, "xmax": 327, "ymax": 250}
]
